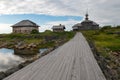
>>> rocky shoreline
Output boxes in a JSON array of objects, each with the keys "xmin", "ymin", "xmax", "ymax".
[{"xmin": 0, "ymin": 42, "xmax": 38, "ymax": 50}]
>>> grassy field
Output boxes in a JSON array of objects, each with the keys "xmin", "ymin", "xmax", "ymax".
[
  {"xmin": 81, "ymin": 29, "xmax": 120, "ymax": 58},
  {"xmin": 0, "ymin": 30, "xmax": 75, "ymax": 48}
]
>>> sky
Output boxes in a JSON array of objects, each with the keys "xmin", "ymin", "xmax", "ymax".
[{"xmin": 0, "ymin": 0, "xmax": 120, "ymax": 33}]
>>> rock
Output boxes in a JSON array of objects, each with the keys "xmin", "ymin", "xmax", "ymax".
[
  {"xmin": 115, "ymin": 31, "xmax": 120, "ymax": 34},
  {"xmin": 18, "ymin": 61, "xmax": 32, "ymax": 69},
  {"xmin": 5, "ymin": 67, "xmax": 19, "ymax": 76},
  {"xmin": 0, "ymin": 72, "xmax": 6, "ymax": 80},
  {"xmin": 28, "ymin": 43, "xmax": 37, "ymax": 48},
  {"xmin": 26, "ymin": 46, "xmax": 30, "ymax": 49},
  {"xmin": 17, "ymin": 42, "xmax": 23, "ymax": 46},
  {"xmin": 32, "ymin": 44, "xmax": 37, "ymax": 48},
  {"xmin": 112, "ymin": 52, "xmax": 119, "ymax": 56},
  {"xmin": 0, "ymin": 43, "xmax": 8, "ymax": 48},
  {"xmin": 14, "ymin": 41, "xmax": 28, "ymax": 50}
]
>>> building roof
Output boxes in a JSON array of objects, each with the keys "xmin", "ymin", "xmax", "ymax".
[
  {"xmin": 92, "ymin": 22, "xmax": 99, "ymax": 25},
  {"xmin": 72, "ymin": 23, "xmax": 81, "ymax": 29},
  {"xmin": 72, "ymin": 26, "xmax": 79, "ymax": 29},
  {"xmin": 73, "ymin": 23, "xmax": 82, "ymax": 27},
  {"xmin": 52, "ymin": 24, "xmax": 65, "ymax": 29},
  {"xmin": 81, "ymin": 13, "xmax": 99, "ymax": 26},
  {"xmin": 81, "ymin": 20, "xmax": 99, "ymax": 26},
  {"xmin": 81, "ymin": 20, "xmax": 93, "ymax": 23},
  {"xmin": 11, "ymin": 20, "xmax": 40, "ymax": 27}
]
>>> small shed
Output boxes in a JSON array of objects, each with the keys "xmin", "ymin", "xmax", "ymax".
[
  {"xmin": 52, "ymin": 24, "xmax": 65, "ymax": 32},
  {"xmin": 11, "ymin": 20, "xmax": 40, "ymax": 34}
]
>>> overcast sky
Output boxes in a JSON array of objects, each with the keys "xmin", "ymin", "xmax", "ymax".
[{"xmin": 0, "ymin": 0, "xmax": 120, "ymax": 33}]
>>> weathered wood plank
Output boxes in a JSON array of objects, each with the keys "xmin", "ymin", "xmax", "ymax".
[{"xmin": 4, "ymin": 32, "xmax": 106, "ymax": 80}]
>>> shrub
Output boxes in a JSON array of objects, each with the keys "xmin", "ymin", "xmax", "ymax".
[
  {"xmin": 116, "ymin": 25, "xmax": 120, "ymax": 29},
  {"xmin": 101, "ymin": 25, "xmax": 112, "ymax": 29},
  {"xmin": 31, "ymin": 29, "xmax": 39, "ymax": 34}
]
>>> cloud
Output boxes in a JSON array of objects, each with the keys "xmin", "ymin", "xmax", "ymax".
[
  {"xmin": 39, "ymin": 24, "xmax": 52, "ymax": 32},
  {"xmin": 0, "ymin": 19, "xmax": 79, "ymax": 33},
  {"xmin": 86, "ymin": 0, "xmax": 120, "ymax": 26},
  {"xmin": 0, "ymin": 0, "xmax": 120, "ymax": 25},
  {"xmin": 0, "ymin": 48, "xmax": 23, "ymax": 71},
  {"xmin": 0, "ymin": 23, "xmax": 12, "ymax": 34},
  {"xmin": 40, "ymin": 19, "xmax": 80, "ymax": 32},
  {"xmin": 0, "ymin": 0, "xmax": 86, "ymax": 16}
]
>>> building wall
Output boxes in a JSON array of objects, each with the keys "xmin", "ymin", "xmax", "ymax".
[
  {"xmin": 80, "ymin": 26, "xmax": 99, "ymax": 30},
  {"xmin": 13, "ymin": 26, "xmax": 38, "ymax": 34},
  {"xmin": 73, "ymin": 29, "xmax": 79, "ymax": 31},
  {"xmin": 92, "ymin": 25, "xmax": 99, "ymax": 29},
  {"xmin": 73, "ymin": 25, "xmax": 99, "ymax": 31},
  {"xmin": 53, "ymin": 29, "xmax": 64, "ymax": 32}
]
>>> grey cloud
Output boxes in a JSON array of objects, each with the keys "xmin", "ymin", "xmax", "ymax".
[{"xmin": 0, "ymin": 0, "xmax": 120, "ymax": 25}]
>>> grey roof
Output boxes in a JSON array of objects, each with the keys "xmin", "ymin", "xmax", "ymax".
[
  {"xmin": 72, "ymin": 23, "xmax": 82, "ymax": 29},
  {"xmin": 73, "ymin": 26, "xmax": 79, "ymax": 29},
  {"xmin": 82, "ymin": 20, "xmax": 99, "ymax": 26},
  {"xmin": 52, "ymin": 24, "xmax": 65, "ymax": 29},
  {"xmin": 11, "ymin": 20, "xmax": 40, "ymax": 27},
  {"xmin": 92, "ymin": 22, "xmax": 99, "ymax": 25},
  {"xmin": 82, "ymin": 20, "xmax": 93, "ymax": 23},
  {"xmin": 73, "ymin": 23, "xmax": 82, "ymax": 27}
]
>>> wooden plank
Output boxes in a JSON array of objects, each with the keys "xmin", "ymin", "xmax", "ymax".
[{"xmin": 4, "ymin": 32, "xmax": 106, "ymax": 80}]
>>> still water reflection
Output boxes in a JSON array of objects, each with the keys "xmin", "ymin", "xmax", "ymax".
[
  {"xmin": 0, "ymin": 48, "xmax": 47, "ymax": 72},
  {"xmin": 0, "ymin": 48, "xmax": 23, "ymax": 71}
]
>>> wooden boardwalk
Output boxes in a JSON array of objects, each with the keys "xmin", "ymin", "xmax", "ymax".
[{"xmin": 4, "ymin": 33, "xmax": 106, "ymax": 80}]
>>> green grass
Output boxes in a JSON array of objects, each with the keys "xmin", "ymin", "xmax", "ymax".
[
  {"xmin": 38, "ymin": 41, "xmax": 55, "ymax": 48},
  {"xmin": 82, "ymin": 29, "xmax": 120, "ymax": 51},
  {"xmin": 81, "ymin": 29, "xmax": 120, "ymax": 57},
  {"xmin": 0, "ymin": 31, "xmax": 75, "ymax": 48},
  {"xmin": 24, "ymin": 39, "xmax": 43, "ymax": 44}
]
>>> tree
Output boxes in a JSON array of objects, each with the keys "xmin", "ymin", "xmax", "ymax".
[
  {"xmin": 31, "ymin": 29, "xmax": 39, "ymax": 34},
  {"xmin": 44, "ymin": 30, "xmax": 52, "ymax": 33},
  {"xmin": 116, "ymin": 25, "xmax": 120, "ymax": 29},
  {"xmin": 101, "ymin": 25, "xmax": 112, "ymax": 29}
]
